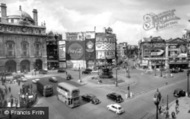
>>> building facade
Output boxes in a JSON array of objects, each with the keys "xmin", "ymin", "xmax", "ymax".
[
  {"xmin": 0, "ymin": 3, "xmax": 47, "ymax": 73},
  {"xmin": 139, "ymin": 36, "xmax": 189, "ymax": 69},
  {"xmin": 117, "ymin": 42, "xmax": 127, "ymax": 60},
  {"xmin": 47, "ymin": 32, "xmax": 62, "ymax": 70}
]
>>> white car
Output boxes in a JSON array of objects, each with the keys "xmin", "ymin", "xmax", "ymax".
[
  {"xmin": 21, "ymin": 77, "xmax": 28, "ymax": 82},
  {"xmin": 107, "ymin": 104, "xmax": 125, "ymax": 114},
  {"xmin": 32, "ymin": 78, "xmax": 40, "ymax": 83}
]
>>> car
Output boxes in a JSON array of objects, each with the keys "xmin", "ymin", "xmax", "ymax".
[
  {"xmin": 57, "ymin": 68, "xmax": 66, "ymax": 73},
  {"xmin": 32, "ymin": 79, "xmax": 40, "ymax": 84},
  {"xmin": 107, "ymin": 104, "xmax": 125, "ymax": 114},
  {"xmin": 20, "ymin": 77, "xmax": 28, "ymax": 82},
  {"xmin": 82, "ymin": 68, "xmax": 92, "ymax": 74},
  {"xmin": 170, "ymin": 68, "xmax": 179, "ymax": 73},
  {"xmin": 107, "ymin": 93, "xmax": 124, "ymax": 103},
  {"xmin": 173, "ymin": 88, "xmax": 186, "ymax": 97},
  {"xmin": 81, "ymin": 94, "xmax": 101, "ymax": 105},
  {"xmin": 39, "ymin": 69, "xmax": 48, "ymax": 74},
  {"xmin": 49, "ymin": 77, "xmax": 58, "ymax": 83}
]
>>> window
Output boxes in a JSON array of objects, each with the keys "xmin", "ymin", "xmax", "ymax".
[
  {"xmin": 35, "ymin": 43, "xmax": 41, "ymax": 56},
  {"xmin": 21, "ymin": 41, "xmax": 29, "ymax": 56},
  {"xmin": 6, "ymin": 41, "xmax": 15, "ymax": 57}
]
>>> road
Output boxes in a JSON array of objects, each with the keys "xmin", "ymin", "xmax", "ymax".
[
  {"xmin": 33, "ymin": 70, "xmax": 188, "ymax": 119},
  {"xmin": 3, "ymin": 66, "xmax": 188, "ymax": 119}
]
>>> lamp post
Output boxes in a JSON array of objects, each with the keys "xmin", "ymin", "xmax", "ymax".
[
  {"xmin": 187, "ymin": 69, "xmax": 190, "ymax": 96},
  {"xmin": 115, "ymin": 67, "xmax": 118, "ymax": 87},
  {"xmin": 160, "ymin": 61, "xmax": 163, "ymax": 77},
  {"xmin": 153, "ymin": 89, "xmax": 162, "ymax": 119},
  {"xmin": 154, "ymin": 65, "xmax": 157, "ymax": 76},
  {"xmin": 79, "ymin": 64, "xmax": 81, "ymax": 83}
]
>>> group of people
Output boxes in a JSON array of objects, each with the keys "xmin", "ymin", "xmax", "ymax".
[{"xmin": 0, "ymin": 84, "xmax": 12, "ymax": 107}]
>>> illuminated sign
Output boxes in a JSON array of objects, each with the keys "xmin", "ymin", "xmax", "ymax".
[
  {"xmin": 58, "ymin": 41, "xmax": 65, "ymax": 60},
  {"xmin": 143, "ymin": 9, "xmax": 180, "ymax": 31}
]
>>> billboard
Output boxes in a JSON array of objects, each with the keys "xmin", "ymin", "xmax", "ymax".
[
  {"xmin": 66, "ymin": 32, "xmax": 85, "ymax": 41},
  {"xmin": 85, "ymin": 31, "xmax": 95, "ymax": 39},
  {"xmin": 58, "ymin": 41, "xmax": 66, "ymax": 61},
  {"xmin": 85, "ymin": 39, "xmax": 96, "ymax": 60},
  {"xmin": 96, "ymin": 33, "xmax": 116, "ymax": 51},
  {"xmin": 96, "ymin": 51, "xmax": 115, "ymax": 59},
  {"xmin": 66, "ymin": 41, "xmax": 85, "ymax": 60}
]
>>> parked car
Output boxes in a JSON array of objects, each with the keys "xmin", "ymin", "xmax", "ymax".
[
  {"xmin": 39, "ymin": 69, "xmax": 48, "ymax": 74},
  {"xmin": 82, "ymin": 68, "xmax": 92, "ymax": 74},
  {"xmin": 170, "ymin": 68, "xmax": 178, "ymax": 73},
  {"xmin": 106, "ymin": 92, "xmax": 124, "ymax": 103},
  {"xmin": 173, "ymin": 88, "xmax": 186, "ymax": 97},
  {"xmin": 32, "ymin": 78, "xmax": 40, "ymax": 84},
  {"xmin": 107, "ymin": 104, "xmax": 125, "ymax": 114},
  {"xmin": 81, "ymin": 94, "xmax": 101, "ymax": 105},
  {"xmin": 57, "ymin": 68, "xmax": 66, "ymax": 73},
  {"xmin": 49, "ymin": 77, "xmax": 58, "ymax": 83},
  {"xmin": 20, "ymin": 77, "xmax": 28, "ymax": 82}
]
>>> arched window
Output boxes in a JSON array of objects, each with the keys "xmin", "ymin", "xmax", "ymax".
[
  {"xmin": 35, "ymin": 43, "xmax": 41, "ymax": 57},
  {"xmin": 6, "ymin": 41, "xmax": 15, "ymax": 57},
  {"xmin": 21, "ymin": 41, "xmax": 29, "ymax": 56}
]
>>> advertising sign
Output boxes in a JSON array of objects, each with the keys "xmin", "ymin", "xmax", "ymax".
[
  {"xmin": 96, "ymin": 51, "xmax": 115, "ymax": 59},
  {"xmin": 85, "ymin": 39, "xmax": 96, "ymax": 60},
  {"xmin": 143, "ymin": 9, "xmax": 180, "ymax": 31},
  {"xmin": 85, "ymin": 32, "xmax": 95, "ymax": 39},
  {"xmin": 96, "ymin": 34, "xmax": 116, "ymax": 51},
  {"xmin": 58, "ymin": 41, "xmax": 66, "ymax": 60},
  {"xmin": 66, "ymin": 32, "xmax": 85, "ymax": 41},
  {"xmin": 169, "ymin": 44, "xmax": 187, "ymax": 58},
  {"xmin": 59, "ymin": 62, "xmax": 66, "ymax": 68},
  {"xmin": 66, "ymin": 41, "xmax": 85, "ymax": 60}
]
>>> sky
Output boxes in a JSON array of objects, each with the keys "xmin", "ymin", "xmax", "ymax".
[{"xmin": 1, "ymin": 0, "xmax": 190, "ymax": 45}]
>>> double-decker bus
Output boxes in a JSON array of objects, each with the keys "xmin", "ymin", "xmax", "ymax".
[{"xmin": 57, "ymin": 82, "xmax": 80, "ymax": 108}]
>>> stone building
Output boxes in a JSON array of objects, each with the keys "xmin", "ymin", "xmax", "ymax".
[{"xmin": 0, "ymin": 3, "xmax": 47, "ymax": 73}]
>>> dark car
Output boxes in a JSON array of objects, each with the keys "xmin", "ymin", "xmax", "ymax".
[
  {"xmin": 81, "ymin": 94, "xmax": 101, "ymax": 105},
  {"xmin": 170, "ymin": 68, "xmax": 178, "ymax": 73},
  {"xmin": 39, "ymin": 69, "xmax": 48, "ymax": 74},
  {"xmin": 173, "ymin": 89, "xmax": 186, "ymax": 97},
  {"xmin": 107, "ymin": 93, "xmax": 124, "ymax": 103},
  {"xmin": 57, "ymin": 68, "xmax": 66, "ymax": 73},
  {"xmin": 82, "ymin": 68, "xmax": 92, "ymax": 74},
  {"xmin": 49, "ymin": 77, "xmax": 58, "ymax": 83}
]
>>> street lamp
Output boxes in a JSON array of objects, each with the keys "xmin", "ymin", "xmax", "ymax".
[
  {"xmin": 154, "ymin": 65, "xmax": 157, "ymax": 76},
  {"xmin": 79, "ymin": 64, "xmax": 81, "ymax": 83},
  {"xmin": 187, "ymin": 69, "xmax": 190, "ymax": 96},
  {"xmin": 115, "ymin": 67, "xmax": 118, "ymax": 87},
  {"xmin": 153, "ymin": 89, "xmax": 162, "ymax": 119}
]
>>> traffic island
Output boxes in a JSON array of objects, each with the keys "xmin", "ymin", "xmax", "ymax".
[{"xmin": 89, "ymin": 76, "xmax": 124, "ymax": 85}]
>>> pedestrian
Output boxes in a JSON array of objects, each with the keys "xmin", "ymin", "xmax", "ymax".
[
  {"xmin": 8, "ymin": 87, "xmax": 11, "ymax": 93},
  {"xmin": 175, "ymin": 104, "xmax": 179, "ymax": 114},
  {"xmin": 171, "ymin": 111, "xmax": 176, "ymax": 119},
  {"xmin": 176, "ymin": 98, "xmax": 179, "ymax": 106}
]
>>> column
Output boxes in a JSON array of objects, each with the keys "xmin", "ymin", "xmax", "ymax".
[{"xmin": 165, "ymin": 44, "xmax": 169, "ymax": 69}]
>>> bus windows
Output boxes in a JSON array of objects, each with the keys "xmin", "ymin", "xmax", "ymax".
[{"xmin": 68, "ymin": 98, "xmax": 72, "ymax": 105}]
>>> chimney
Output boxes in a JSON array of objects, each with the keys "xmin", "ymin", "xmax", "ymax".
[
  {"xmin": 33, "ymin": 9, "xmax": 38, "ymax": 26},
  {"xmin": 0, "ymin": 3, "xmax": 7, "ymax": 23}
]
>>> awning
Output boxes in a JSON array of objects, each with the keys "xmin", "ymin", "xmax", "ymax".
[{"xmin": 169, "ymin": 62, "xmax": 188, "ymax": 64}]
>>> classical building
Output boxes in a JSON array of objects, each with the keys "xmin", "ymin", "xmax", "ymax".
[{"xmin": 0, "ymin": 3, "xmax": 47, "ymax": 73}]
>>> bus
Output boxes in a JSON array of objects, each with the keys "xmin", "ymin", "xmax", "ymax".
[
  {"xmin": 36, "ymin": 80, "xmax": 54, "ymax": 97},
  {"xmin": 57, "ymin": 82, "xmax": 80, "ymax": 108}
]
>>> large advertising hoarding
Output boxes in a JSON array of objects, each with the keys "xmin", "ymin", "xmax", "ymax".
[
  {"xmin": 143, "ymin": 42, "xmax": 165, "ymax": 58},
  {"xmin": 96, "ymin": 33, "xmax": 116, "ymax": 59},
  {"xmin": 66, "ymin": 41, "xmax": 85, "ymax": 60},
  {"xmin": 58, "ymin": 41, "xmax": 66, "ymax": 61},
  {"xmin": 85, "ymin": 38, "xmax": 96, "ymax": 60},
  {"xmin": 66, "ymin": 32, "xmax": 85, "ymax": 41},
  {"xmin": 85, "ymin": 31, "xmax": 95, "ymax": 39}
]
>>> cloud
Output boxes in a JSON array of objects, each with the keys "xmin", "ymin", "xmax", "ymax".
[{"xmin": 2, "ymin": 0, "xmax": 190, "ymax": 45}]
